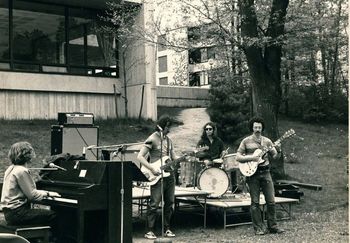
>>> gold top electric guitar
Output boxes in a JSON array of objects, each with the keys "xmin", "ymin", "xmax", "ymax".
[{"xmin": 238, "ymin": 129, "xmax": 295, "ymax": 177}]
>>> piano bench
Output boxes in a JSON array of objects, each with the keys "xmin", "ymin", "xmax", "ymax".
[{"xmin": 0, "ymin": 215, "xmax": 50, "ymax": 243}]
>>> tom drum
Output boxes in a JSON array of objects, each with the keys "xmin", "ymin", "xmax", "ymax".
[
  {"xmin": 179, "ymin": 156, "xmax": 204, "ymax": 187},
  {"xmin": 223, "ymin": 153, "xmax": 239, "ymax": 171}
]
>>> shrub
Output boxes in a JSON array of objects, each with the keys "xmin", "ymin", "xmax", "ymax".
[
  {"xmin": 283, "ymin": 84, "xmax": 348, "ymax": 124},
  {"xmin": 207, "ymin": 71, "xmax": 251, "ymax": 144}
]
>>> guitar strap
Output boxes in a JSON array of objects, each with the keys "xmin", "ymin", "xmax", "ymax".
[
  {"xmin": 166, "ymin": 136, "xmax": 171, "ymax": 157},
  {"xmin": 166, "ymin": 136, "xmax": 175, "ymax": 172}
]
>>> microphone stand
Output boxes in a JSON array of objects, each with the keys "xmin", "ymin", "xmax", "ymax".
[
  {"xmin": 160, "ymin": 130, "xmax": 165, "ymax": 240},
  {"xmin": 120, "ymin": 146, "xmax": 125, "ymax": 243},
  {"xmin": 155, "ymin": 129, "xmax": 172, "ymax": 243},
  {"xmin": 29, "ymin": 168, "xmax": 58, "ymax": 171},
  {"xmin": 154, "ymin": 127, "xmax": 171, "ymax": 243},
  {"xmin": 111, "ymin": 145, "xmax": 126, "ymax": 243}
]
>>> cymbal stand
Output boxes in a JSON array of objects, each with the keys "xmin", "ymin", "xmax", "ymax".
[{"xmin": 193, "ymin": 157, "xmax": 198, "ymax": 189}]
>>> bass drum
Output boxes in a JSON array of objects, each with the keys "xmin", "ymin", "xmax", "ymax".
[{"xmin": 197, "ymin": 167, "xmax": 230, "ymax": 198}]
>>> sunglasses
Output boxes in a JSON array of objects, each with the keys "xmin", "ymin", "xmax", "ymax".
[{"xmin": 205, "ymin": 127, "xmax": 213, "ymax": 131}]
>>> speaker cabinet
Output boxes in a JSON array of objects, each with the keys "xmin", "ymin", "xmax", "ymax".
[{"xmin": 51, "ymin": 125, "xmax": 99, "ymax": 160}]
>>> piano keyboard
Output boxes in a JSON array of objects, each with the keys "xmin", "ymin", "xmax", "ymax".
[{"xmin": 47, "ymin": 197, "xmax": 78, "ymax": 204}]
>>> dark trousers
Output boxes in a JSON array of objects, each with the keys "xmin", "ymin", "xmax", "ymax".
[
  {"xmin": 246, "ymin": 170, "xmax": 277, "ymax": 231},
  {"xmin": 147, "ymin": 174, "xmax": 175, "ymax": 231},
  {"xmin": 3, "ymin": 203, "xmax": 56, "ymax": 226}
]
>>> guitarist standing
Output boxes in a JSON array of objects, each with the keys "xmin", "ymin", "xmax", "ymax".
[
  {"xmin": 236, "ymin": 117, "xmax": 284, "ymax": 235},
  {"xmin": 137, "ymin": 115, "xmax": 178, "ymax": 240}
]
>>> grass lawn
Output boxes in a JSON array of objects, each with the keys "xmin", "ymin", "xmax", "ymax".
[{"xmin": 0, "ymin": 114, "xmax": 347, "ymax": 242}]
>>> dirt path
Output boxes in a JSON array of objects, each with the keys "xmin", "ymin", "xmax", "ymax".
[{"xmin": 169, "ymin": 108, "xmax": 210, "ymax": 154}]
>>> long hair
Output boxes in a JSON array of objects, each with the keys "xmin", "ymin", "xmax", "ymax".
[
  {"xmin": 248, "ymin": 117, "xmax": 265, "ymax": 132},
  {"xmin": 200, "ymin": 122, "xmax": 218, "ymax": 141},
  {"xmin": 155, "ymin": 114, "xmax": 173, "ymax": 132},
  {"xmin": 8, "ymin": 141, "xmax": 36, "ymax": 165}
]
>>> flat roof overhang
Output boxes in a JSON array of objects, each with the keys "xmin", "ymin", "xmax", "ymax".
[{"xmin": 30, "ymin": 0, "xmax": 141, "ymax": 10}]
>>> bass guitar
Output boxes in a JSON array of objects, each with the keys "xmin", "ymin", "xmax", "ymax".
[
  {"xmin": 141, "ymin": 146, "xmax": 208, "ymax": 186},
  {"xmin": 238, "ymin": 129, "xmax": 295, "ymax": 177}
]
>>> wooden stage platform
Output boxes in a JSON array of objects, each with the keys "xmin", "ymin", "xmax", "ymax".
[{"xmin": 132, "ymin": 186, "xmax": 299, "ymax": 229}]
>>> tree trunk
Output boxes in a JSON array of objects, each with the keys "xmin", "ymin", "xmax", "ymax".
[
  {"xmin": 283, "ymin": 68, "xmax": 289, "ymax": 116},
  {"xmin": 239, "ymin": 0, "xmax": 289, "ymax": 178},
  {"xmin": 330, "ymin": 0, "xmax": 343, "ymax": 104},
  {"xmin": 122, "ymin": 52, "xmax": 128, "ymax": 117}
]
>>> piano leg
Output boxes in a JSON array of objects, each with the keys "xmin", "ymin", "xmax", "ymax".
[{"xmin": 77, "ymin": 209, "xmax": 84, "ymax": 243}]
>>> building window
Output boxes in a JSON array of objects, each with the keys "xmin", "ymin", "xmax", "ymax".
[
  {"xmin": 200, "ymin": 48, "xmax": 208, "ymax": 62},
  {"xmin": 159, "ymin": 77, "xmax": 168, "ymax": 85},
  {"xmin": 12, "ymin": 1, "xmax": 66, "ymax": 71},
  {"xmin": 188, "ymin": 26, "xmax": 200, "ymax": 42},
  {"xmin": 0, "ymin": 0, "xmax": 119, "ymax": 77},
  {"xmin": 189, "ymin": 72, "xmax": 200, "ymax": 86},
  {"xmin": 158, "ymin": 55, "xmax": 167, "ymax": 72},
  {"xmin": 207, "ymin": 46, "xmax": 216, "ymax": 60},
  {"xmin": 189, "ymin": 48, "xmax": 201, "ymax": 64},
  {"xmin": 0, "ymin": 0, "xmax": 9, "ymax": 63},
  {"xmin": 69, "ymin": 8, "xmax": 116, "ymax": 70},
  {"xmin": 158, "ymin": 34, "xmax": 167, "ymax": 52}
]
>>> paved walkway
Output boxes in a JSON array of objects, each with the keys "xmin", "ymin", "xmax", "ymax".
[{"xmin": 169, "ymin": 107, "xmax": 210, "ymax": 154}]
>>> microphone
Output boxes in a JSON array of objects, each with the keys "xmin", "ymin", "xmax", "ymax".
[
  {"xmin": 48, "ymin": 163, "xmax": 67, "ymax": 171},
  {"xmin": 86, "ymin": 145, "xmax": 96, "ymax": 150},
  {"xmin": 157, "ymin": 125, "xmax": 163, "ymax": 132},
  {"xmin": 73, "ymin": 161, "xmax": 80, "ymax": 170},
  {"xmin": 111, "ymin": 145, "xmax": 127, "ymax": 157}
]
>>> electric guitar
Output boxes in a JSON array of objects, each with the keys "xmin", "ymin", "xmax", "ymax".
[
  {"xmin": 238, "ymin": 129, "xmax": 295, "ymax": 177},
  {"xmin": 141, "ymin": 146, "xmax": 209, "ymax": 186}
]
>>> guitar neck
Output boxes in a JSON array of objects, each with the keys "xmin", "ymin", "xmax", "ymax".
[
  {"xmin": 160, "ymin": 156, "xmax": 185, "ymax": 170},
  {"xmin": 261, "ymin": 136, "xmax": 285, "ymax": 155}
]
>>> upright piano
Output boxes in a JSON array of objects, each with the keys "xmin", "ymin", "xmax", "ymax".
[{"xmin": 36, "ymin": 160, "xmax": 133, "ymax": 243}]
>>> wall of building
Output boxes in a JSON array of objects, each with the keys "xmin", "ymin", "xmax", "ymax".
[
  {"xmin": 0, "ymin": 0, "xmax": 158, "ymax": 121},
  {"xmin": 122, "ymin": 2, "xmax": 157, "ymax": 120},
  {"xmin": 0, "ymin": 71, "xmax": 122, "ymax": 119},
  {"xmin": 157, "ymin": 85, "xmax": 209, "ymax": 107}
]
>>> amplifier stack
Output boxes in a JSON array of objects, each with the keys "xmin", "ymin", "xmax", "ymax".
[{"xmin": 51, "ymin": 112, "xmax": 99, "ymax": 160}]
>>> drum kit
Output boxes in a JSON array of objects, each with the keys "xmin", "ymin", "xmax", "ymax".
[{"xmin": 179, "ymin": 152, "xmax": 243, "ymax": 198}]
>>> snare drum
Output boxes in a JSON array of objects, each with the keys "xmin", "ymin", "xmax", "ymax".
[
  {"xmin": 197, "ymin": 167, "xmax": 230, "ymax": 198},
  {"xmin": 223, "ymin": 153, "xmax": 239, "ymax": 171}
]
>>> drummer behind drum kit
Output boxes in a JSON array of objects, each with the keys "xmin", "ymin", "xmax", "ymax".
[{"xmin": 179, "ymin": 152, "xmax": 244, "ymax": 198}]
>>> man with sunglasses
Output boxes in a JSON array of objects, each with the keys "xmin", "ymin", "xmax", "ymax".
[{"xmin": 197, "ymin": 122, "xmax": 225, "ymax": 167}]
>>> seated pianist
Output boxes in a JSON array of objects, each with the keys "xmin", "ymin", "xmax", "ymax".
[{"xmin": 0, "ymin": 142, "xmax": 61, "ymax": 236}]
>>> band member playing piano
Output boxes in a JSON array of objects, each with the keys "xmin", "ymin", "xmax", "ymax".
[
  {"xmin": 197, "ymin": 122, "xmax": 225, "ymax": 167},
  {"xmin": 236, "ymin": 117, "xmax": 284, "ymax": 235},
  {"xmin": 1, "ymin": 142, "xmax": 61, "ymax": 228},
  {"xmin": 137, "ymin": 115, "xmax": 177, "ymax": 240}
]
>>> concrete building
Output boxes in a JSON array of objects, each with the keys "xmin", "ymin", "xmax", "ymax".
[{"xmin": 0, "ymin": 0, "xmax": 157, "ymax": 120}]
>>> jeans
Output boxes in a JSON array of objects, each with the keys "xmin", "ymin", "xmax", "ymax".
[
  {"xmin": 147, "ymin": 174, "xmax": 175, "ymax": 231},
  {"xmin": 3, "ymin": 203, "xmax": 56, "ymax": 226},
  {"xmin": 246, "ymin": 170, "xmax": 277, "ymax": 231}
]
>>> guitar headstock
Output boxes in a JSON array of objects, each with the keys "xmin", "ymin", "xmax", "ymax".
[{"xmin": 281, "ymin": 129, "xmax": 296, "ymax": 140}]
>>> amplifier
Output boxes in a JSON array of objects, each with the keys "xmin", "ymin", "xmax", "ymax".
[
  {"xmin": 51, "ymin": 125, "xmax": 99, "ymax": 160},
  {"xmin": 58, "ymin": 112, "xmax": 94, "ymax": 125}
]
